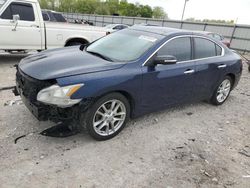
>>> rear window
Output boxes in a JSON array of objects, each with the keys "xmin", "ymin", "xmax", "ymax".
[
  {"xmin": 42, "ymin": 12, "xmax": 49, "ymax": 21},
  {"xmin": 194, "ymin": 37, "xmax": 218, "ymax": 59},
  {"xmin": 0, "ymin": 2, "xmax": 35, "ymax": 21},
  {"xmin": 53, "ymin": 13, "xmax": 66, "ymax": 22}
]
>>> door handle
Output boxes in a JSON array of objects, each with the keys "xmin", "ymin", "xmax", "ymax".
[
  {"xmin": 184, "ymin": 69, "xmax": 195, "ymax": 74},
  {"xmin": 218, "ymin": 64, "xmax": 227, "ymax": 69},
  {"xmin": 30, "ymin": 24, "xmax": 39, "ymax": 28}
]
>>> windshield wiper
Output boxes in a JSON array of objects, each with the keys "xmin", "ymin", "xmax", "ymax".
[{"xmin": 86, "ymin": 51, "xmax": 113, "ymax": 62}]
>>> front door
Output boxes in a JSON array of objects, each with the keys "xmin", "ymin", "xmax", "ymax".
[
  {"xmin": 0, "ymin": 1, "xmax": 42, "ymax": 50},
  {"xmin": 141, "ymin": 36, "xmax": 196, "ymax": 110}
]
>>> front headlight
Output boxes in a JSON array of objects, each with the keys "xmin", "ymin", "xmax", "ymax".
[{"xmin": 37, "ymin": 84, "xmax": 84, "ymax": 107}]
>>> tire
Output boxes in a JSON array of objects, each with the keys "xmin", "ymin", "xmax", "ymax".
[
  {"xmin": 210, "ymin": 76, "xmax": 233, "ymax": 105},
  {"xmin": 81, "ymin": 93, "xmax": 130, "ymax": 141},
  {"xmin": 248, "ymin": 65, "xmax": 250, "ymax": 72}
]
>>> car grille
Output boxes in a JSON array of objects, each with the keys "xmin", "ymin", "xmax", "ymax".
[{"xmin": 16, "ymin": 68, "xmax": 55, "ymax": 104}]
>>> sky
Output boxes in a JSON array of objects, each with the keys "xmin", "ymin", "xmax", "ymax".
[{"xmin": 128, "ymin": 0, "xmax": 250, "ymax": 24}]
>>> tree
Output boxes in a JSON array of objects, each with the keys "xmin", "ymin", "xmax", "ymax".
[
  {"xmin": 39, "ymin": 0, "xmax": 49, "ymax": 9},
  {"xmin": 58, "ymin": 0, "xmax": 77, "ymax": 12},
  {"xmin": 118, "ymin": 0, "xmax": 128, "ymax": 16},
  {"xmin": 39, "ymin": 0, "xmax": 168, "ymax": 19},
  {"xmin": 75, "ymin": 0, "xmax": 99, "ymax": 14},
  {"xmin": 48, "ymin": 0, "xmax": 56, "ymax": 10},
  {"xmin": 138, "ymin": 5, "xmax": 153, "ymax": 18},
  {"xmin": 125, "ymin": 3, "xmax": 139, "ymax": 17},
  {"xmin": 152, "ymin": 6, "xmax": 167, "ymax": 19},
  {"xmin": 106, "ymin": 0, "xmax": 119, "ymax": 15},
  {"xmin": 95, "ymin": 2, "xmax": 110, "ymax": 15}
]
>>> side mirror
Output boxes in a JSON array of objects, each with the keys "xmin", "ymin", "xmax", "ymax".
[
  {"xmin": 13, "ymin": 14, "xmax": 20, "ymax": 22},
  {"xmin": 154, "ymin": 55, "xmax": 177, "ymax": 65},
  {"xmin": 12, "ymin": 14, "xmax": 20, "ymax": 31}
]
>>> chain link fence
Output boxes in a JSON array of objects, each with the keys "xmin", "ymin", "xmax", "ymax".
[{"xmin": 62, "ymin": 12, "xmax": 250, "ymax": 52}]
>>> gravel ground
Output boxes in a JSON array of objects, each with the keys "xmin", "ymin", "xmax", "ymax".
[{"xmin": 0, "ymin": 53, "xmax": 250, "ymax": 188}]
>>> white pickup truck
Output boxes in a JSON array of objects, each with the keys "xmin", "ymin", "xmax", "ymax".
[{"xmin": 0, "ymin": 0, "xmax": 106, "ymax": 52}]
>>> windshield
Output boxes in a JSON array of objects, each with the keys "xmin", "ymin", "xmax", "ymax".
[
  {"xmin": 0, "ymin": 0, "xmax": 6, "ymax": 9},
  {"xmin": 86, "ymin": 29, "xmax": 162, "ymax": 62}
]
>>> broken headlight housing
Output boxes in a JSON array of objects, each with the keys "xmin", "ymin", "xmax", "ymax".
[{"xmin": 37, "ymin": 84, "xmax": 83, "ymax": 108}]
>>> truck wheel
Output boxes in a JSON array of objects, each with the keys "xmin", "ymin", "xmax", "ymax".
[{"xmin": 81, "ymin": 93, "xmax": 130, "ymax": 141}]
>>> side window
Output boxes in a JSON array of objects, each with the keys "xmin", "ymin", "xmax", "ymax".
[
  {"xmin": 121, "ymin": 25, "xmax": 128, "ymax": 29},
  {"xmin": 0, "ymin": 2, "xmax": 35, "ymax": 21},
  {"xmin": 194, "ymin": 38, "xmax": 217, "ymax": 59},
  {"xmin": 1, "ymin": 4, "xmax": 11, "ymax": 19},
  {"xmin": 158, "ymin": 37, "xmax": 192, "ymax": 62},
  {"xmin": 114, "ymin": 25, "xmax": 121, "ymax": 30}
]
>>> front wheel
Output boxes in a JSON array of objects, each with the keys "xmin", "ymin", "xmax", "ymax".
[
  {"xmin": 210, "ymin": 76, "xmax": 232, "ymax": 105},
  {"xmin": 81, "ymin": 93, "xmax": 130, "ymax": 141}
]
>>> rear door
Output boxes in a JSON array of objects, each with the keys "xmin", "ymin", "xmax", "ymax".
[
  {"xmin": 193, "ymin": 36, "xmax": 226, "ymax": 99},
  {"xmin": 141, "ymin": 36, "xmax": 196, "ymax": 110},
  {"xmin": 0, "ymin": 1, "xmax": 42, "ymax": 50}
]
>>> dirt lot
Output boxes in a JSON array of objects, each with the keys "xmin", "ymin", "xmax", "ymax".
[{"xmin": 0, "ymin": 53, "xmax": 249, "ymax": 188}]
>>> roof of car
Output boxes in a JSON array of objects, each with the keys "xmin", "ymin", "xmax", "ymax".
[{"xmin": 130, "ymin": 26, "xmax": 193, "ymax": 36}]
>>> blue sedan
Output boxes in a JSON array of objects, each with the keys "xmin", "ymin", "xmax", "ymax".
[{"xmin": 15, "ymin": 26, "xmax": 242, "ymax": 140}]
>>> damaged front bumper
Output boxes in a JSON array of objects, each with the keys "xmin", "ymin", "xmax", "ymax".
[{"xmin": 15, "ymin": 68, "xmax": 93, "ymax": 123}]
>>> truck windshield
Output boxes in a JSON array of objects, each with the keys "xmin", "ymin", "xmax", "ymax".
[
  {"xmin": 86, "ymin": 29, "xmax": 162, "ymax": 62},
  {"xmin": 0, "ymin": 0, "xmax": 6, "ymax": 9}
]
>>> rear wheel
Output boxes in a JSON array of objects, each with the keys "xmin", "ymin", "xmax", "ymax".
[
  {"xmin": 210, "ymin": 76, "xmax": 232, "ymax": 105},
  {"xmin": 81, "ymin": 93, "xmax": 130, "ymax": 141}
]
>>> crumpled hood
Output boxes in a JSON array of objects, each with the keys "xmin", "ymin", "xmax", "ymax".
[{"xmin": 19, "ymin": 47, "xmax": 125, "ymax": 80}]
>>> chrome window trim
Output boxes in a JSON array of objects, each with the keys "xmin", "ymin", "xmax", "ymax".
[{"xmin": 142, "ymin": 35, "xmax": 225, "ymax": 66}]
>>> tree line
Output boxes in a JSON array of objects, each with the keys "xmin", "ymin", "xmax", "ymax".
[{"xmin": 39, "ymin": 0, "xmax": 168, "ymax": 19}]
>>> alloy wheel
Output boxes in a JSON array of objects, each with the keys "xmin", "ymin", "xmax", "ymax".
[
  {"xmin": 93, "ymin": 99, "xmax": 126, "ymax": 136},
  {"xmin": 216, "ymin": 79, "xmax": 231, "ymax": 103}
]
